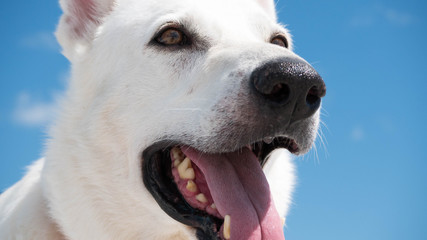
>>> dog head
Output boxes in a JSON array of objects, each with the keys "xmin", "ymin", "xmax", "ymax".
[{"xmin": 44, "ymin": 0, "xmax": 325, "ymax": 239}]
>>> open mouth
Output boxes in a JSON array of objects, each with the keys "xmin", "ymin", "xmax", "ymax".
[{"xmin": 142, "ymin": 137, "xmax": 298, "ymax": 239}]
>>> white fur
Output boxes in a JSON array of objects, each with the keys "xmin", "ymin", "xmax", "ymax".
[{"xmin": 0, "ymin": 0, "xmax": 319, "ymax": 239}]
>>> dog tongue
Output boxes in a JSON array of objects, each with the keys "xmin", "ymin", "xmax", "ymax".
[{"xmin": 182, "ymin": 147, "xmax": 285, "ymax": 240}]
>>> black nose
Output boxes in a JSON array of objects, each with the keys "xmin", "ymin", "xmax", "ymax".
[{"xmin": 251, "ymin": 58, "xmax": 326, "ymax": 122}]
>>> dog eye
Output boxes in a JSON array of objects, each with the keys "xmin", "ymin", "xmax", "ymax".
[
  {"xmin": 270, "ymin": 36, "xmax": 289, "ymax": 48},
  {"xmin": 156, "ymin": 28, "xmax": 187, "ymax": 46}
]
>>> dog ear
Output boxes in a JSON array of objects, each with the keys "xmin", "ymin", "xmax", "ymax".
[
  {"xmin": 56, "ymin": 0, "xmax": 115, "ymax": 60},
  {"xmin": 254, "ymin": 0, "xmax": 277, "ymax": 21}
]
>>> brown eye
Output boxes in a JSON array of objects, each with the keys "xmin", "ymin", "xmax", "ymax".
[
  {"xmin": 156, "ymin": 28, "xmax": 186, "ymax": 46},
  {"xmin": 271, "ymin": 36, "xmax": 289, "ymax": 48}
]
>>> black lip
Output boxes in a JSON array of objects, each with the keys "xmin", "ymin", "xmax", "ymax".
[
  {"xmin": 142, "ymin": 138, "xmax": 298, "ymax": 239},
  {"xmin": 252, "ymin": 137, "xmax": 299, "ymax": 166},
  {"xmin": 142, "ymin": 142, "xmax": 222, "ymax": 239}
]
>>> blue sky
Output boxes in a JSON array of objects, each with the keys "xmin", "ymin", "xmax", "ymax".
[{"xmin": 1, "ymin": 0, "xmax": 426, "ymax": 239}]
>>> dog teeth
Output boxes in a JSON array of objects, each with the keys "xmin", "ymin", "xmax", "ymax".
[
  {"xmin": 223, "ymin": 215, "xmax": 231, "ymax": 239},
  {"xmin": 186, "ymin": 180, "xmax": 198, "ymax": 193},
  {"xmin": 171, "ymin": 147, "xmax": 222, "ymax": 218},
  {"xmin": 263, "ymin": 137, "xmax": 274, "ymax": 144},
  {"xmin": 195, "ymin": 193, "xmax": 207, "ymax": 203},
  {"xmin": 178, "ymin": 157, "xmax": 195, "ymax": 179},
  {"xmin": 171, "ymin": 147, "xmax": 184, "ymax": 160},
  {"xmin": 172, "ymin": 147, "xmax": 185, "ymax": 167},
  {"xmin": 181, "ymin": 168, "xmax": 195, "ymax": 180},
  {"xmin": 173, "ymin": 159, "xmax": 181, "ymax": 167},
  {"xmin": 179, "ymin": 157, "xmax": 191, "ymax": 168}
]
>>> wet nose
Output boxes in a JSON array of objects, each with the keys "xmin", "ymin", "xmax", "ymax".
[{"xmin": 251, "ymin": 58, "xmax": 326, "ymax": 122}]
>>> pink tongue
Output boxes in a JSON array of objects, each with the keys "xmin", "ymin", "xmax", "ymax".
[{"xmin": 182, "ymin": 147, "xmax": 285, "ymax": 240}]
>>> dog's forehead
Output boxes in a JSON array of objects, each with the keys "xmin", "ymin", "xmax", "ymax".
[
  {"xmin": 124, "ymin": 0, "xmax": 270, "ymax": 16},
  {"xmin": 120, "ymin": 0, "xmax": 279, "ymax": 39}
]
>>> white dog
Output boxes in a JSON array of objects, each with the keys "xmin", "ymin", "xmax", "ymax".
[{"xmin": 0, "ymin": 0, "xmax": 325, "ymax": 239}]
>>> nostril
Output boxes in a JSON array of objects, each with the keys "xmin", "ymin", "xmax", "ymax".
[
  {"xmin": 263, "ymin": 83, "xmax": 290, "ymax": 103},
  {"xmin": 306, "ymin": 86, "xmax": 321, "ymax": 107}
]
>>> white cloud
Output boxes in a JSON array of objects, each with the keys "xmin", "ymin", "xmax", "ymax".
[
  {"xmin": 350, "ymin": 4, "xmax": 415, "ymax": 27},
  {"xmin": 19, "ymin": 31, "xmax": 60, "ymax": 52},
  {"xmin": 12, "ymin": 91, "xmax": 60, "ymax": 127},
  {"xmin": 383, "ymin": 8, "xmax": 414, "ymax": 26},
  {"xmin": 351, "ymin": 126, "xmax": 365, "ymax": 142}
]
